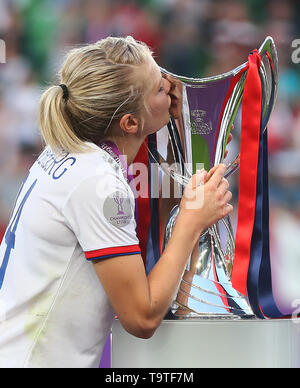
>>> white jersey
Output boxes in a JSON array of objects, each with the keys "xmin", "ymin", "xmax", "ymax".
[{"xmin": 0, "ymin": 142, "xmax": 140, "ymax": 368}]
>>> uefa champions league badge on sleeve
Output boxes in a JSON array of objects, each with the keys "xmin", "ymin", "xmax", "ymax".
[{"xmin": 103, "ymin": 191, "xmax": 134, "ymax": 228}]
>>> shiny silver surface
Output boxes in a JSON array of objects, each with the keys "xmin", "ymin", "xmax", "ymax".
[{"xmin": 157, "ymin": 37, "xmax": 278, "ymax": 319}]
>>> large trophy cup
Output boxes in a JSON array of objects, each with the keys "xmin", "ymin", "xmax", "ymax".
[{"xmin": 155, "ymin": 37, "xmax": 278, "ymax": 319}]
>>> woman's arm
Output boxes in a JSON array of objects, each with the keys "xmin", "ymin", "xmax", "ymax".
[{"xmin": 93, "ymin": 164, "xmax": 232, "ymax": 339}]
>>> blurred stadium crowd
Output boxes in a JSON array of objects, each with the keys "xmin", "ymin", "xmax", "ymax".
[{"xmin": 0, "ymin": 0, "xmax": 300, "ymax": 266}]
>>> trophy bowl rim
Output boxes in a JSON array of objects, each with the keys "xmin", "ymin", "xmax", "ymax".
[{"xmin": 160, "ymin": 36, "xmax": 277, "ymax": 85}]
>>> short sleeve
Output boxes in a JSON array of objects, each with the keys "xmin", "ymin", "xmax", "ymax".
[{"xmin": 62, "ymin": 170, "xmax": 141, "ymax": 261}]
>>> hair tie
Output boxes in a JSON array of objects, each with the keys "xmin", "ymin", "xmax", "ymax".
[{"xmin": 59, "ymin": 84, "xmax": 69, "ymax": 100}]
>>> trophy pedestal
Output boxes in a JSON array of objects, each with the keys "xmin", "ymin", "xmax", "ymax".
[{"xmin": 111, "ymin": 318, "xmax": 300, "ymax": 368}]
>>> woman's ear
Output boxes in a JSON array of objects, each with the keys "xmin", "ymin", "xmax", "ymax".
[{"xmin": 119, "ymin": 114, "xmax": 139, "ymax": 135}]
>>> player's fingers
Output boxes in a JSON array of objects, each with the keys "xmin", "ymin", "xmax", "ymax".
[{"xmin": 207, "ymin": 164, "xmax": 227, "ymax": 186}]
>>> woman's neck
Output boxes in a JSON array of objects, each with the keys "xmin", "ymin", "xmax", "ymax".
[{"xmin": 104, "ymin": 134, "xmax": 146, "ymax": 165}]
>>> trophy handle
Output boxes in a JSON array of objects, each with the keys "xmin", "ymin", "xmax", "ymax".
[
  {"xmin": 259, "ymin": 37, "xmax": 278, "ymax": 132},
  {"xmin": 215, "ymin": 36, "xmax": 278, "ymax": 168}
]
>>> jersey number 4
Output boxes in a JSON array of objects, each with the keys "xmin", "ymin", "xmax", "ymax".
[{"xmin": 0, "ymin": 177, "xmax": 37, "ymax": 290}]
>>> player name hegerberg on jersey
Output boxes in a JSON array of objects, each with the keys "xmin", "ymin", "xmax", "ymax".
[{"xmin": 37, "ymin": 147, "xmax": 77, "ymax": 180}]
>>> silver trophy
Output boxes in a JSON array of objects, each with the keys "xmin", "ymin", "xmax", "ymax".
[{"xmin": 154, "ymin": 37, "xmax": 278, "ymax": 319}]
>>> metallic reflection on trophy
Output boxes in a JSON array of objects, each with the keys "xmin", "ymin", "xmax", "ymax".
[{"xmin": 155, "ymin": 37, "xmax": 278, "ymax": 319}]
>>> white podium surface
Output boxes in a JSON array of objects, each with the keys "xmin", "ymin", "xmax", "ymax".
[{"xmin": 112, "ymin": 319, "xmax": 300, "ymax": 368}]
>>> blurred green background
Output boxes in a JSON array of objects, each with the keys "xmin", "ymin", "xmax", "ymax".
[{"xmin": 1, "ymin": 0, "xmax": 300, "ymax": 266}]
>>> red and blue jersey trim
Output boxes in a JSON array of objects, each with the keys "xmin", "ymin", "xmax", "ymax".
[{"xmin": 85, "ymin": 244, "xmax": 141, "ymax": 261}]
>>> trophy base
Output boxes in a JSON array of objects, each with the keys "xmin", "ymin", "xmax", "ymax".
[
  {"xmin": 169, "ymin": 302, "xmax": 255, "ymax": 320},
  {"xmin": 172, "ymin": 270, "xmax": 254, "ymax": 319}
]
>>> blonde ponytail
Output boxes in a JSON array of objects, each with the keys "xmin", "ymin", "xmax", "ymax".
[
  {"xmin": 38, "ymin": 36, "xmax": 153, "ymax": 154},
  {"xmin": 39, "ymin": 85, "xmax": 89, "ymax": 153}
]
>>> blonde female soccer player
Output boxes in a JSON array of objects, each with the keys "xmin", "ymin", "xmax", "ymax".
[{"xmin": 0, "ymin": 36, "xmax": 232, "ymax": 368}]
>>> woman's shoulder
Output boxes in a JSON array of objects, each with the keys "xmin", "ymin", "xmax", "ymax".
[
  {"xmin": 73, "ymin": 144, "xmax": 125, "ymax": 182},
  {"xmin": 34, "ymin": 144, "xmax": 128, "ymax": 198}
]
